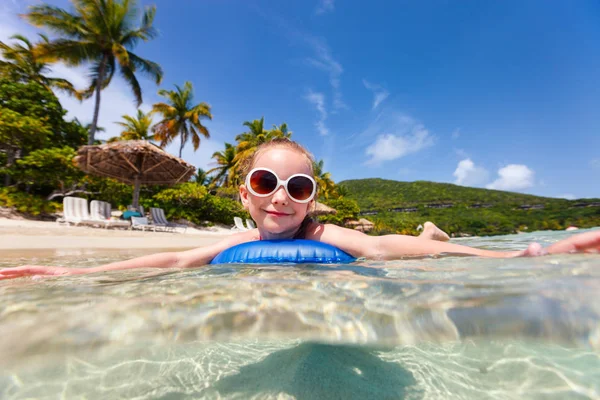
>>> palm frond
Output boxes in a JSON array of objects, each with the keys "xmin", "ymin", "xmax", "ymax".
[
  {"xmin": 119, "ymin": 63, "xmax": 142, "ymax": 106},
  {"xmin": 127, "ymin": 51, "xmax": 163, "ymax": 84},
  {"xmin": 35, "ymin": 39, "xmax": 99, "ymax": 65},
  {"xmin": 23, "ymin": 5, "xmax": 87, "ymax": 39}
]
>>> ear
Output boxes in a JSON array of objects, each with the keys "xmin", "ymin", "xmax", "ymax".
[
  {"xmin": 239, "ymin": 184, "xmax": 250, "ymax": 210},
  {"xmin": 307, "ymin": 199, "xmax": 315, "ymax": 214}
]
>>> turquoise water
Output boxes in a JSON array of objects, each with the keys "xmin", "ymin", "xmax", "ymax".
[{"xmin": 1, "ymin": 229, "xmax": 599, "ymax": 399}]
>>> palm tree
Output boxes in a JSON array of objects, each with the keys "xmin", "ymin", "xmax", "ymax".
[
  {"xmin": 234, "ymin": 117, "xmax": 266, "ymax": 163},
  {"xmin": 110, "ymin": 109, "xmax": 153, "ymax": 141},
  {"xmin": 0, "ymin": 34, "xmax": 78, "ymax": 96},
  {"xmin": 269, "ymin": 122, "xmax": 293, "ymax": 139},
  {"xmin": 194, "ymin": 168, "xmax": 210, "ymax": 186},
  {"xmin": 234, "ymin": 118, "xmax": 293, "ymax": 164},
  {"xmin": 152, "ymin": 81, "xmax": 212, "ymax": 158},
  {"xmin": 333, "ymin": 183, "xmax": 349, "ymax": 198},
  {"xmin": 24, "ymin": 0, "xmax": 163, "ymax": 145},
  {"xmin": 313, "ymin": 159, "xmax": 336, "ymax": 200},
  {"xmin": 207, "ymin": 143, "xmax": 238, "ymax": 188}
]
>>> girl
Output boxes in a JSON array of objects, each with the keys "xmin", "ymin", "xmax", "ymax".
[{"xmin": 1, "ymin": 139, "xmax": 599, "ymax": 279}]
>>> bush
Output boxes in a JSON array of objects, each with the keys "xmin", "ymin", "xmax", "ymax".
[
  {"xmin": 317, "ymin": 198, "xmax": 360, "ymax": 225},
  {"xmin": 149, "ymin": 182, "xmax": 248, "ymax": 225},
  {"xmin": 0, "ymin": 187, "xmax": 60, "ymax": 216}
]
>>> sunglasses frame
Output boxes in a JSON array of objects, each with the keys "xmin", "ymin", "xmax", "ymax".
[{"xmin": 245, "ymin": 167, "xmax": 317, "ymax": 204}]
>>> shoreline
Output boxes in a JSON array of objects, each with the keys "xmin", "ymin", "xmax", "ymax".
[{"xmin": 1, "ymin": 217, "xmax": 233, "ymax": 252}]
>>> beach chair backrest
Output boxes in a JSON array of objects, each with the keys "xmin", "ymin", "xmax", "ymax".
[
  {"xmin": 233, "ymin": 217, "xmax": 247, "ymax": 231},
  {"xmin": 90, "ymin": 200, "xmax": 104, "ymax": 220},
  {"xmin": 246, "ymin": 219, "xmax": 256, "ymax": 229},
  {"xmin": 150, "ymin": 207, "xmax": 168, "ymax": 225},
  {"xmin": 102, "ymin": 201, "xmax": 113, "ymax": 219},
  {"xmin": 68, "ymin": 197, "xmax": 87, "ymax": 221},
  {"xmin": 131, "ymin": 216, "xmax": 149, "ymax": 227},
  {"xmin": 76, "ymin": 197, "xmax": 91, "ymax": 220},
  {"xmin": 62, "ymin": 197, "xmax": 76, "ymax": 220},
  {"xmin": 139, "ymin": 205, "xmax": 145, "ymax": 217}
]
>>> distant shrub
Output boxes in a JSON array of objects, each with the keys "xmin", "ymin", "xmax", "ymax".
[
  {"xmin": 149, "ymin": 182, "xmax": 248, "ymax": 225},
  {"xmin": 0, "ymin": 187, "xmax": 60, "ymax": 216},
  {"xmin": 317, "ymin": 198, "xmax": 360, "ymax": 225}
]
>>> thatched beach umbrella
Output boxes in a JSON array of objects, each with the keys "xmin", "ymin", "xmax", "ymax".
[
  {"xmin": 74, "ymin": 140, "xmax": 196, "ymax": 208},
  {"xmin": 310, "ymin": 201, "xmax": 337, "ymax": 216},
  {"xmin": 345, "ymin": 218, "xmax": 374, "ymax": 232},
  {"xmin": 358, "ymin": 218, "xmax": 374, "ymax": 232}
]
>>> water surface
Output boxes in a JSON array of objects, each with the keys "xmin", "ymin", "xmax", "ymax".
[{"xmin": 1, "ymin": 229, "xmax": 599, "ymax": 399}]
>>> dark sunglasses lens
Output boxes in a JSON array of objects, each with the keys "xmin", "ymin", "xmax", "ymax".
[
  {"xmin": 250, "ymin": 170, "xmax": 277, "ymax": 194},
  {"xmin": 288, "ymin": 176, "xmax": 314, "ymax": 200}
]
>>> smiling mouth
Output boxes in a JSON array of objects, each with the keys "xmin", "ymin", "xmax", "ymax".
[{"xmin": 264, "ymin": 210, "xmax": 290, "ymax": 216}]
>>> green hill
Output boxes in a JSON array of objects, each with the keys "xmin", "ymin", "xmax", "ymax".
[{"xmin": 338, "ymin": 178, "xmax": 600, "ymax": 236}]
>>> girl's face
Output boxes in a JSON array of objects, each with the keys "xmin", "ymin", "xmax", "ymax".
[{"xmin": 240, "ymin": 147, "xmax": 314, "ymax": 239}]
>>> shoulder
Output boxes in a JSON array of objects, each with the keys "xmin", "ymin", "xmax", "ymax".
[
  {"xmin": 224, "ymin": 229, "xmax": 260, "ymax": 247},
  {"xmin": 305, "ymin": 222, "xmax": 377, "ymax": 258}
]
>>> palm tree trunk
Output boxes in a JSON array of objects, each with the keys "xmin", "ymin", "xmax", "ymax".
[
  {"xmin": 179, "ymin": 138, "xmax": 184, "ymax": 158},
  {"xmin": 88, "ymin": 54, "xmax": 108, "ymax": 145}
]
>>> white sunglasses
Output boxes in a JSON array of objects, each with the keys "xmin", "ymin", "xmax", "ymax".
[{"xmin": 245, "ymin": 167, "xmax": 317, "ymax": 204}]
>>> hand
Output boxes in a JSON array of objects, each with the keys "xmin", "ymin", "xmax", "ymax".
[
  {"xmin": 0, "ymin": 265, "xmax": 76, "ymax": 280},
  {"xmin": 519, "ymin": 231, "xmax": 600, "ymax": 257}
]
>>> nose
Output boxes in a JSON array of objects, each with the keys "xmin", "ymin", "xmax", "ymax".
[{"xmin": 271, "ymin": 185, "xmax": 289, "ymax": 205}]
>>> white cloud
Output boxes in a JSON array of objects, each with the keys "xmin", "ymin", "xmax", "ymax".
[
  {"xmin": 454, "ymin": 148, "xmax": 468, "ymax": 158},
  {"xmin": 363, "ymin": 79, "xmax": 389, "ymax": 109},
  {"xmin": 315, "ymin": 0, "xmax": 334, "ymax": 15},
  {"xmin": 254, "ymin": 11, "xmax": 344, "ymax": 111},
  {"xmin": 305, "ymin": 90, "xmax": 329, "ymax": 136},
  {"xmin": 451, "ymin": 128, "xmax": 461, "ymax": 139},
  {"xmin": 486, "ymin": 164, "xmax": 535, "ymax": 191},
  {"xmin": 352, "ymin": 111, "xmax": 434, "ymax": 165},
  {"xmin": 558, "ymin": 194, "xmax": 576, "ymax": 200},
  {"xmin": 305, "ymin": 38, "xmax": 346, "ymax": 110},
  {"xmin": 453, "ymin": 159, "xmax": 489, "ymax": 187},
  {"xmin": 365, "ymin": 126, "xmax": 434, "ymax": 165}
]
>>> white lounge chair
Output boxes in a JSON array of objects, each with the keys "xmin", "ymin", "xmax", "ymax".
[
  {"xmin": 233, "ymin": 216, "xmax": 248, "ymax": 231},
  {"xmin": 89, "ymin": 200, "xmax": 130, "ymax": 229},
  {"xmin": 130, "ymin": 216, "xmax": 156, "ymax": 232},
  {"xmin": 246, "ymin": 219, "xmax": 256, "ymax": 229},
  {"xmin": 56, "ymin": 196, "xmax": 94, "ymax": 226},
  {"xmin": 150, "ymin": 207, "xmax": 187, "ymax": 233}
]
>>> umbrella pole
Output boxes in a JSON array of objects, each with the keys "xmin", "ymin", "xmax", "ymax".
[{"xmin": 132, "ymin": 175, "xmax": 141, "ymax": 209}]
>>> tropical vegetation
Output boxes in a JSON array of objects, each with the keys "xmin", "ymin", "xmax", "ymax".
[
  {"xmin": 340, "ymin": 179, "xmax": 600, "ymax": 236},
  {"xmin": 0, "ymin": 34, "xmax": 78, "ymax": 96},
  {"xmin": 109, "ymin": 109, "xmax": 154, "ymax": 142}
]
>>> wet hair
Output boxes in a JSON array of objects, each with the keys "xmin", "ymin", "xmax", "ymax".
[{"xmin": 238, "ymin": 138, "xmax": 315, "ymax": 179}]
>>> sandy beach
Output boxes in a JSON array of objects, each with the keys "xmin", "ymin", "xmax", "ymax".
[{"xmin": 0, "ymin": 216, "xmax": 233, "ymax": 255}]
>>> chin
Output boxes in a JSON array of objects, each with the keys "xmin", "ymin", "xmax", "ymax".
[
  {"xmin": 263, "ymin": 221, "xmax": 297, "ymax": 235},
  {"xmin": 263, "ymin": 223, "xmax": 289, "ymax": 234}
]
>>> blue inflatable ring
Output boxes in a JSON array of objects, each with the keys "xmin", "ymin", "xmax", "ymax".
[{"xmin": 210, "ymin": 239, "xmax": 356, "ymax": 264}]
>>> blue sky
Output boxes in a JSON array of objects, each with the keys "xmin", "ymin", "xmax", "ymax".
[{"xmin": 1, "ymin": 0, "xmax": 599, "ymax": 199}]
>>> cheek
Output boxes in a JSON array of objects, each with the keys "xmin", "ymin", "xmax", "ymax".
[
  {"xmin": 293, "ymin": 203, "xmax": 310, "ymax": 217},
  {"xmin": 247, "ymin": 196, "xmax": 266, "ymax": 212}
]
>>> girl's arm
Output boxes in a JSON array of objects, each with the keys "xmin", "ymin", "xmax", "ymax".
[
  {"xmin": 312, "ymin": 224, "xmax": 600, "ymax": 259},
  {"xmin": 0, "ymin": 231, "xmax": 257, "ymax": 279}
]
